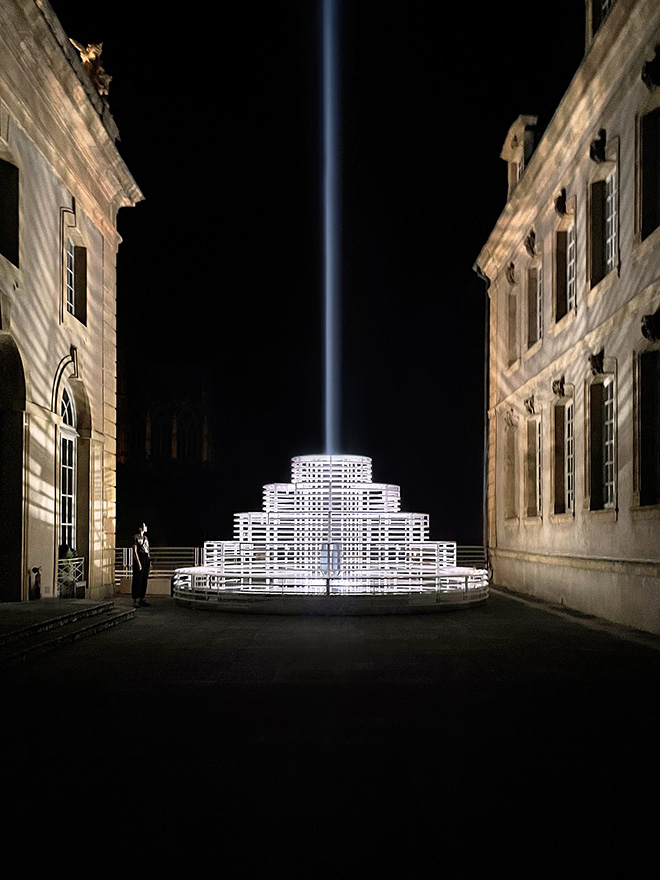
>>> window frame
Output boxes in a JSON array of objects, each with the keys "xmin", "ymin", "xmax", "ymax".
[
  {"xmin": 59, "ymin": 386, "xmax": 78, "ymax": 551},
  {"xmin": 588, "ymin": 139, "xmax": 619, "ymax": 291},
  {"xmin": 553, "ymin": 196, "xmax": 578, "ymax": 325},
  {"xmin": 552, "ymin": 386, "xmax": 575, "ymax": 518},
  {"xmin": 61, "ymin": 204, "xmax": 88, "ymax": 326},
  {"xmin": 585, "ymin": 366, "xmax": 618, "ymax": 515},
  {"xmin": 526, "ymin": 255, "xmax": 543, "ymax": 351},
  {"xmin": 633, "ymin": 345, "xmax": 660, "ymax": 511},
  {"xmin": 525, "ymin": 414, "xmax": 543, "ymax": 519},
  {"xmin": 0, "ymin": 157, "xmax": 20, "ymax": 269}
]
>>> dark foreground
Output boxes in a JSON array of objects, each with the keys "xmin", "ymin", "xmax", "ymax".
[{"xmin": 3, "ymin": 589, "xmax": 660, "ymax": 827}]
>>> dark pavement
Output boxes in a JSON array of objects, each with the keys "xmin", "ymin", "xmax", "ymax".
[{"xmin": 3, "ymin": 588, "xmax": 660, "ymax": 825}]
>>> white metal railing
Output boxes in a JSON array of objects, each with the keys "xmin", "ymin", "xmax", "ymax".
[
  {"xmin": 120, "ymin": 453, "xmax": 489, "ymax": 606},
  {"xmin": 114, "ymin": 546, "xmax": 202, "ymax": 587},
  {"xmin": 57, "ymin": 556, "xmax": 86, "ymax": 598},
  {"xmin": 456, "ymin": 545, "xmax": 488, "ymax": 568}
]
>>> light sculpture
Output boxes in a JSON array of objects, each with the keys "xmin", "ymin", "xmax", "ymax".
[{"xmin": 172, "ymin": 454, "xmax": 489, "ymax": 613}]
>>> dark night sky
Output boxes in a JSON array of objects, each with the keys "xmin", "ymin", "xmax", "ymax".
[{"xmin": 50, "ymin": 0, "xmax": 585, "ymax": 545}]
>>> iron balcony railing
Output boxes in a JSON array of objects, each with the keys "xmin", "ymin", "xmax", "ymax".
[{"xmin": 57, "ymin": 556, "xmax": 86, "ymax": 598}]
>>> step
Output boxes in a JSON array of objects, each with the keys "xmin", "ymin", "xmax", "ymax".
[
  {"xmin": 0, "ymin": 600, "xmax": 117, "ymax": 649},
  {"xmin": 0, "ymin": 605, "xmax": 135, "ymax": 670}
]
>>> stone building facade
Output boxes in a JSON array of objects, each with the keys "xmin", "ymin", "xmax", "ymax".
[
  {"xmin": 475, "ymin": 0, "xmax": 660, "ymax": 634},
  {"xmin": 0, "ymin": 1, "xmax": 142, "ymax": 601}
]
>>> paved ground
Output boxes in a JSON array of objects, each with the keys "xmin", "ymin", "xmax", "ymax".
[{"xmin": 3, "ymin": 588, "xmax": 660, "ymax": 825}]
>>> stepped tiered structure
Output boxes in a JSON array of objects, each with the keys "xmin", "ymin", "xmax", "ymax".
[{"xmin": 172, "ymin": 455, "xmax": 489, "ymax": 613}]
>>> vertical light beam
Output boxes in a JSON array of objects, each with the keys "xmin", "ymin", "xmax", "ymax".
[{"xmin": 322, "ymin": 0, "xmax": 340, "ymax": 454}]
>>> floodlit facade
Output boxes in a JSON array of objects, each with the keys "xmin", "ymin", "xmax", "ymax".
[
  {"xmin": 172, "ymin": 455, "xmax": 488, "ymax": 611},
  {"xmin": 0, "ymin": 0, "xmax": 142, "ymax": 601},
  {"xmin": 475, "ymin": 0, "xmax": 660, "ymax": 633}
]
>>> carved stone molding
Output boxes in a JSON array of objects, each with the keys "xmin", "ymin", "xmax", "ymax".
[
  {"xmin": 554, "ymin": 188, "xmax": 567, "ymax": 216},
  {"xmin": 70, "ymin": 40, "xmax": 112, "ymax": 96},
  {"xmin": 505, "ymin": 262, "xmax": 516, "ymax": 285},
  {"xmin": 552, "ymin": 375, "xmax": 565, "ymax": 398},
  {"xmin": 524, "ymin": 229, "xmax": 536, "ymax": 257},
  {"xmin": 504, "ymin": 409, "xmax": 518, "ymax": 429},
  {"xmin": 642, "ymin": 305, "xmax": 660, "ymax": 341},
  {"xmin": 589, "ymin": 129, "xmax": 607, "ymax": 163},
  {"xmin": 474, "ymin": 263, "xmax": 491, "ymax": 291},
  {"xmin": 589, "ymin": 348, "xmax": 605, "ymax": 375},
  {"xmin": 524, "ymin": 395, "xmax": 535, "ymax": 415},
  {"xmin": 642, "ymin": 46, "xmax": 660, "ymax": 90}
]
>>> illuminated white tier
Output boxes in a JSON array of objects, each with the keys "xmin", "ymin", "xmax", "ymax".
[{"xmin": 172, "ymin": 455, "xmax": 489, "ymax": 608}]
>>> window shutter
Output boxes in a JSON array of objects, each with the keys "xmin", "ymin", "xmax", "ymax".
[
  {"xmin": 590, "ymin": 179, "xmax": 606, "ymax": 287},
  {"xmin": 554, "ymin": 405, "xmax": 565, "ymax": 514},
  {"xmin": 641, "ymin": 108, "xmax": 660, "ymax": 241},
  {"xmin": 74, "ymin": 245, "xmax": 87, "ymax": 324}
]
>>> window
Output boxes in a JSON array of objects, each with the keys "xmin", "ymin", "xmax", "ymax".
[
  {"xmin": 641, "ymin": 108, "xmax": 660, "ymax": 241},
  {"xmin": 589, "ymin": 377, "xmax": 616, "ymax": 510},
  {"xmin": 555, "ymin": 223, "xmax": 576, "ymax": 321},
  {"xmin": 638, "ymin": 350, "xmax": 660, "ymax": 506},
  {"xmin": 507, "ymin": 289, "xmax": 518, "ymax": 366},
  {"xmin": 65, "ymin": 238, "xmax": 87, "ymax": 323},
  {"xmin": 554, "ymin": 398, "xmax": 574, "ymax": 514},
  {"xmin": 590, "ymin": 171, "xmax": 618, "ymax": 287},
  {"xmin": 0, "ymin": 159, "xmax": 19, "ymax": 267},
  {"xmin": 504, "ymin": 417, "xmax": 518, "ymax": 519},
  {"xmin": 60, "ymin": 387, "xmax": 77, "ymax": 551},
  {"xmin": 525, "ymin": 418, "xmax": 542, "ymax": 517},
  {"xmin": 527, "ymin": 263, "xmax": 543, "ymax": 347}
]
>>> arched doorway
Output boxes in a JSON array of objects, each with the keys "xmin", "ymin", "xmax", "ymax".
[{"xmin": 0, "ymin": 332, "xmax": 26, "ymax": 602}]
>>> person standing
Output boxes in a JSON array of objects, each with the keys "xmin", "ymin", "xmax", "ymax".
[{"xmin": 131, "ymin": 522, "xmax": 151, "ymax": 608}]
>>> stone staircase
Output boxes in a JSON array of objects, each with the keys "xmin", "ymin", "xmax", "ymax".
[{"xmin": 0, "ymin": 599, "xmax": 135, "ymax": 670}]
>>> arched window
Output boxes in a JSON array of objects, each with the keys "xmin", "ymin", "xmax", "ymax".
[{"xmin": 60, "ymin": 386, "xmax": 78, "ymax": 551}]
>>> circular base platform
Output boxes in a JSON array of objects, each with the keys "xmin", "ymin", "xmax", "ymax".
[{"xmin": 175, "ymin": 589, "xmax": 488, "ymax": 616}]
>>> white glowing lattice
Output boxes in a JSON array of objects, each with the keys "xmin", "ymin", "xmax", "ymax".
[{"xmin": 172, "ymin": 455, "xmax": 488, "ymax": 606}]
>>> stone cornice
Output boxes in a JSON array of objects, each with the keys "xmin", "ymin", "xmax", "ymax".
[
  {"xmin": 0, "ymin": 1, "xmax": 142, "ymax": 236},
  {"xmin": 475, "ymin": 0, "xmax": 659, "ymax": 280}
]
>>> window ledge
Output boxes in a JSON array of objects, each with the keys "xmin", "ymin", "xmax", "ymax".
[
  {"xmin": 631, "ymin": 503, "xmax": 660, "ymax": 521},
  {"xmin": 63, "ymin": 310, "xmax": 90, "ymax": 342},
  {"xmin": 586, "ymin": 506, "xmax": 617, "ymax": 522},
  {"xmin": 523, "ymin": 338, "xmax": 542, "ymax": 360},
  {"xmin": 523, "ymin": 514, "xmax": 542, "ymax": 526},
  {"xmin": 550, "ymin": 307, "xmax": 576, "ymax": 336},
  {"xmin": 549, "ymin": 511, "xmax": 575, "ymax": 524},
  {"xmin": 504, "ymin": 359, "xmax": 520, "ymax": 377},
  {"xmin": 633, "ymin": 223, "xmax": 660, "ymax": 259},
  {"xmin": 586, "ymin": 269, "xmax": 616, "ymax": 306}
]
